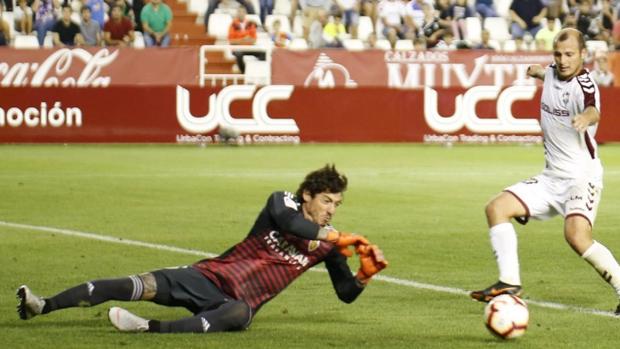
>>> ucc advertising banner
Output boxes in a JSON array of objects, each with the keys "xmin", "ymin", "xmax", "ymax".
[{"xmin": 1, "ymin": 85, "xmax": 619, "ymax": 144}]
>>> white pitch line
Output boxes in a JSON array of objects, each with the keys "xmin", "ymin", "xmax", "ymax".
[{"xmin": 1, "ymin": 220, "xmax": 617, "ymax": 318}]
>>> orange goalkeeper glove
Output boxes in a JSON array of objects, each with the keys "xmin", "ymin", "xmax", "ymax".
[
  {"xmin": 355, "ymin": 244, "xmax": 388, "ymax": 284},
  {"xmin": 325, "ymin": 230, "xmax": 369, "ymax": 257}
]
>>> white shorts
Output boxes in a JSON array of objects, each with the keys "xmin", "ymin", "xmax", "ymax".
[{"xmin": 504, "ymin": 173, "xmax": 602, "ymax": 226}]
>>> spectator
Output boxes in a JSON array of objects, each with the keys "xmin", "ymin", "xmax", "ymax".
[
  {"xmin": 475, "ymin": 0, "xmax": 498, "ymax": 19},
  {"xmin": 534, "ymin": 15, "xmax": 561, "ymax": 51},
  {"xmin": 595, "ymin": 0, "xmax": 614, "ymax": 42},
  {"xmin": 575, "ymin": 0, "xmax": 599, "ymax": 39},
  {"xmin": 228, "ymin": 7, "xmax": 263, "ymax": 73},
  {"xmin": 52, "ymin": 4, "xmax": 82, "ymax": 47},
  {"xmin": 413, "ymin": 36, "xmax": 426, "ymax": 50},
  {"xmin": 361, "ymin": 0, "xmax": 378, "ymax": 32},
  {"xmin": 590, "ymin": 50, "xmax": 614, "ymax": 86},
  {"xmin": 435, "ymin": 28, "xmax": 458, "ymax": 50},
  {"xmin": 0, "ymin": 2, "xmax": 10, "ymax": 46},
  {"xmin": 336, "ymin": 0, "xmax": 360, "ymax": 37},
  {"xmin": 80, "ymin": 6, "xmax": 102, "ymax": 46},
  {"xmin": 270, "ymin": 19, "xmax": 292, "ymax": 48},
  {"xmin": 141, "ymin": 0, "xmax": 172, "ymax": 47},
  {"xmin": 323, "ymin": 12, "xmax": 347, "ymax": 47},
  {"xmin": 132, "ymin": 0, "xmax": 144, "ymax": 32},
  {"xmin": 104, "ymin": 4, "xmax": 135, "ymax": 46},
  {"xmin": 33, "ymin": 0, "xmax": 60, "ymax": 46},
  {"xmin": 259, "ymin": 0, "xmax": 274, "ymax": 26},
  {"xmin": 308, "ymin": 8, "xmax": 329, "ymax": 48},
  {"xmin": 82, "ymin": 0, "xmax": 105, "ymax": 28},
  {"xmin": 435, "ymin": 0, "xmax": 453, "ymax": 29},
  {"xmin": 418, "ymin": 2, "xmax": 443, "ymax": 47},
  {"xmin": 14, "ymin": 0, "xmax": 34, "ymax": 34},
  {"xmin": 204, "ymin": 0, "xmax": 255, "ymax": 28},
  {"xmin": 405, "ymin": 0, "xmax": 427, "ymax": 30},
  {"xmin": 290, "ymin": 0, "xmax": 332, "ymax": 40},
  {"xmin": 475, "ymin": 29, "xmax": 497, "ymax": 50},
  {"xmin": 449, "ymin": 0, "xmax": 474, "ymax": 39},
  {"xmin": 509, "ymin": 0, "xmax": 546, "ymax": 40},
  {"xmin": 378, "ymin": 0, "xmax": 415, "ymax": 47}
]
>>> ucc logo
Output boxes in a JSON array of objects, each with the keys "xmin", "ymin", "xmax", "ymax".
[
  {"xmin": 424, "ymin": 85, "xmax": 542, "ymax": 134},
  {"xmin": 176, "ymin": 85, "xmax": 299, "ymax": 134}
]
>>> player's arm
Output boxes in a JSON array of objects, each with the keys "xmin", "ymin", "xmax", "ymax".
[
  {"xmin": 527, "ymin": 64, "xmax": 545, "ymax": 81},
  {"xmin": 266, "ymin": 191, "xmax": 322, "ymax": 240},
  {"xmin": 572, "ymin": 106, "xmax": 600, "ymax": 133},
  {"xmin": 323, "ymin": 248, "xmax": 366, "ymax": 303}
]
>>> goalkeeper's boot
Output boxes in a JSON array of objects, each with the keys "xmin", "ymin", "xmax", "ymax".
[
  {"xmin": 470, "ymin": 280, "xmax": 522, "ymax": 303},
  {"xmin": 108, "ymin": 307, "xmax": 149, "ymax": 332},
  {"xmin": 16, "ymin": 285, "xmax": 46, "ymax": 320},
  {"xmin": 615, "ymin": 303, "xmax": 620, "ymax": 316}
]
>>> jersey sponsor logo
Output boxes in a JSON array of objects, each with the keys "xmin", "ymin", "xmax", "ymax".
[
  {"xmin": 176, "ymin": 85, "xmax": 298, "ymax": 134},
  {"xmin": 424, "ymin": 85, "xmax": 541, "ymax": 133},
  {"xmin": 264, "ymin": 231, "xmax": 309, "ymax": 270},
  {"xmin": 541, "ymin": 102, "xmax": 570, "ymax": 117}
]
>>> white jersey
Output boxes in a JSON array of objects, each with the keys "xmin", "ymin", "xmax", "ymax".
[{"xmin": 540, "ymin": 65, "xmax": 602, "ymax": 180}]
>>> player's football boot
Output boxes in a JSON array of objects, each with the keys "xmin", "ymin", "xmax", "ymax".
[
  {"xmin": 16, "ymin": 285, "xmax": 46, "ymax": 320},
  {"xmin": 470, "ymin": 281, "xmax": 522, "ymax": 302},
  {"xmin": 615, "ymin": 304, "xmax": 620, "ymax": 316},
  {"xmin": 108, "ymin": 307, "xmax": 149, "ymax": 332}
]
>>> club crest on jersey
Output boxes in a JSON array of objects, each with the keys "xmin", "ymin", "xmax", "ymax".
[
  {"xmin": 562, "ymin": 91, "xmax": 570, "ymax": 106},
  {"xmin": 308, "ymin": 240, "xmax": 321, "ymax": 252}
]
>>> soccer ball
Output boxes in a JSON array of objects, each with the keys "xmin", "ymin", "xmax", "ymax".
[{"xmin": 484, "ymin": 294, "xmax": 529, "ymax": 339}]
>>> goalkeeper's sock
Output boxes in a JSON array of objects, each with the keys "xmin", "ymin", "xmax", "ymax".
[
  {"xmin": 582, "ymin": 241, "xmax": 620, "ymax": 298},
  {"xmin": 149, "ymin": 300, "xmax": 251, "ymax": 333},
  {"xmin": 43, "ymin": 277, "xmax": 136, "ymax": 314},
  {"xmin": 489, "ymin": 223, "xmax": 521, "ymax": 286}
]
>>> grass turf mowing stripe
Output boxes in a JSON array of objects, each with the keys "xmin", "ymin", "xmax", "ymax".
[{"xmin": 1, "ymin": 220, "xmax": 617, "ymax": 318}]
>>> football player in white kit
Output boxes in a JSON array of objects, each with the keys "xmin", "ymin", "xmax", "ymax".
[{"xmin": 470, "ymin": 28, "xmax": 620, "ymax": 314}]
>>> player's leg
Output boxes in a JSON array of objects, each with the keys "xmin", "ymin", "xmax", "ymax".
[
  {"xmin": 565, "ymin": 216, "xmax": 620, "ymax": 314},
  {"xmin": 470, "ymin": 191, "xmax": 528, "ymax": 301},
  {"xmin": 109, "ymin": 300, "xmax": 252, "ymax": 333},
  {"xmin": 17, "ymin": 273, "xmax": 156, "ymax": 320}
]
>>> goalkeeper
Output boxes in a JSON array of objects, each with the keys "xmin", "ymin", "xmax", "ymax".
[{"xmin": 17, "ymin": 164, "xmax": 388, "ymax": 334}]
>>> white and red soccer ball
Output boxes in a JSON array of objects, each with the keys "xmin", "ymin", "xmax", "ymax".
[{"xmin": 484, "ymin": 294, "xmax": 529, "ymax": 339}]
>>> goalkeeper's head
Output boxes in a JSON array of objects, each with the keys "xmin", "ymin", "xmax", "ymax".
[{"xmin": 296, "ymin": 164, "xmax": 348, "ymax": 226}]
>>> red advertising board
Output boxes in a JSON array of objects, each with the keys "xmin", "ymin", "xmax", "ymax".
[{"xmin": 1, "ymin": 85, "xmax": 619, "ymax": 143}]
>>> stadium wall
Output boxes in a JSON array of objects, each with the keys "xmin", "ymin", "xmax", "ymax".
[{"xmin": 1, "ymin": 48, "xmax": 619, "ymax": 144}]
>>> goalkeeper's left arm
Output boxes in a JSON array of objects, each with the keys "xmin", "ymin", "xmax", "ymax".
[{"xmin": 324, "ymin": 244, "xmax": 388, "ymax": 303}]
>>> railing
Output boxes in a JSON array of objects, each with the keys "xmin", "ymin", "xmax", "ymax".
[{"xmin": 199, "ymin": 45, "xmax": 273, "ymax": 87}]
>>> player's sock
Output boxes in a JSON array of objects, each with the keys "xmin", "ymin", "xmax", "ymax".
[
  {"xmin": 148, "ymin": 300, "xmax": 251, "ymax": 333},
  {"xmin": 490, "ymin": 223, "xmax": 521, "ymax": 286},
  {"xmin": 582, "ymin": 241, "xmax": 620, "ymax": 298},
  {"xmin": 43, "ymin": 277, "xmax": 137, "ymax": 313}
]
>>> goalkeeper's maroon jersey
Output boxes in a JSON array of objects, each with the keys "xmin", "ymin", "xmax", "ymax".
[{"xmin": 192, "ymin": 191, "xmax": 357, "ymax": 313}]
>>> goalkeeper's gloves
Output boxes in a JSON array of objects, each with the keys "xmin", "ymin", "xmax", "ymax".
[
  {"xmin": 323, "ymin": 230, "xmax": 369, "ymax": 257},
  {"xmin": 355, "ymin": 244, "xmax": 388, "ymax": 285}
]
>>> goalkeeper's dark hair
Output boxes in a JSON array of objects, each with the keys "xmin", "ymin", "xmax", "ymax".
[{"xmin": 295, "ymin": 164, "xmax": 348, "ymax": 202}]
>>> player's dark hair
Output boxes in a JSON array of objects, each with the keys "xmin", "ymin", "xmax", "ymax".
[
  {"xmin": 554, "ymin": 28, "xmax": 585, "ymax": 51},
  {"xmin": 295, "ymin": 164, "xmax": 348, "ymax": 202}
]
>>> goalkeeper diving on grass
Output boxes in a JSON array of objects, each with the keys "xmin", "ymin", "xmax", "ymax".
[{"xmin": 16, "ymin": 164, "xmax": 388, "ymax": 333}]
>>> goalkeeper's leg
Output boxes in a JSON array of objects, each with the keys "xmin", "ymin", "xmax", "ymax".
[
  {"xmin": 18, "ymin": 273, "xmax": 156, "ymax": 319},
  {"xmin": 146, "ymin": 300, "xmax": 252, "ymax": 333}
]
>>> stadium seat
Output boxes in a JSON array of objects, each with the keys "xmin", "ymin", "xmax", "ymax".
[
  {"xmin": 394, "ymin": 39, "xmax": 413, "ymax": 51},
  {"xmin": 246, "ymin": 14, "xmax": 262, "ymax": 27},
  {"xmin": 273, "ymin": 0, "xmax": 292, "ymax": 16},
  {"xmin": 43, "ymin": 32, "xmax": 54, "ymax": 48},
  {"xmin": 208, "ymin": 13, "xmax": 233, "ymax": 40},
  {"xmin": 586, "ymin": 40, "xmax": 609, "ymax": 53},
  {"xmin": 265, "ymin": 14, "xmax": 291, "ymax": 34},
  {"xmin": 293, "ymin": 14, "xmax": 303, "ymax": 38},
  {"xmin": 464, "ymin": 17, "xmax": 482, "ymax": 44},
  {"xmin": 484, "ymin": 17, "xmax": 511, "ymax": 42},
  {"xmin": 133, "ymin": 31, "xmax": 145, "ymax": 49},
  {"xmin": 342, "ymin": 38, "xmax": 365, "ymax": 51},
  {"xmin": 244, "ymin": 60, "xmax": 271, "ymax": 85},
  {"xmin": 189, "ymin": 0, "xmax": 209, "ymax": 16},
  {"xmin": 71, "ymin": 11, "xmax": 81, "ymax": 25},
  {"xmin": 495, "ymin": 0, "xmax": 512, "ymax": 17},
  {"xmin": 13, "ymin": 34, "xmax": 40, "ymax": 49},
  {"xmin": 502, "ymin": 39, "xmax": 517, "ymax": 52},
  {"xmin": 357, "ymin": 16, "xmax": 374, "ymax": 42},
  {"xmin": 288, "ymin": 37, "xmax": 308, "ymax": 50},
  {"xmin": 3, "ymin": 11, "xmax": 15, "ymax": 39},
  {"xmin": 374, "ymin": 39, "xmax": 392, "ymax": 50}
]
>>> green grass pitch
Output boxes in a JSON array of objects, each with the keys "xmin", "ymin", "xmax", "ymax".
[{"xmin": 1, "ymin": 144, "xmax": 619, "ymax": 348}]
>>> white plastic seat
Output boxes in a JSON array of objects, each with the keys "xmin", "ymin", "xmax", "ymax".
[
  {"xmin": 357, "ymin": 16, "xmax": 373, "ymax": 42},
  {"xmin": 208, "ymin": 13, "xmax": 233, "ymax": 40},
  {"xmin": 464, "ymin": 16, "xmax": 482, "ymax": 44},
  {"xmin": 484, "ymin": 17, "xmax": 511, "ymax": 42},
  {"xmin": 13, "ymin": 34, "xmax": 40, "ymax": 49},
  {"xmin": 288, "ymin": 37, "xmax": 308, "ymax": 50},
  {"xmin": 133, "ymin": 31, "xmax": 145, "ymax": 49},
  {"xmin": 342, "ymin": 38, "xmax": 365, "ymax": 51},
  {"xmin": 246, "ymin": 14, "xmax": 262, "ymax": 27},
  {"xmin": 502, "ymin": 39, "xmax": 516, "ymax": 52},
  {"xmin": 374, "ymin": 38, "xmax": 392, "ymax": 50},
  {"xmin": 586, "ymin": 40, "xmax": 609, "ymax": 53},
  {"xmin": 244, "ymin": 60, "xmax": 271, "ymax": 85},
  {"xmin": 189, "ymin": 0, "xmax": 209, "ymax": 16},
  {"xmin": 394, "ymin": 39, "xmax": 413, "ymax": 51}
]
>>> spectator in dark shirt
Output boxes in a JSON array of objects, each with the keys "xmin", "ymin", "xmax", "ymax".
[
  {"xmin": 509, "ymin": 0, "xmax": 546, "ymax": 40},
  {"xmin": 52, "ymin": 4, "xmax": 82, "ymax": 47}
]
